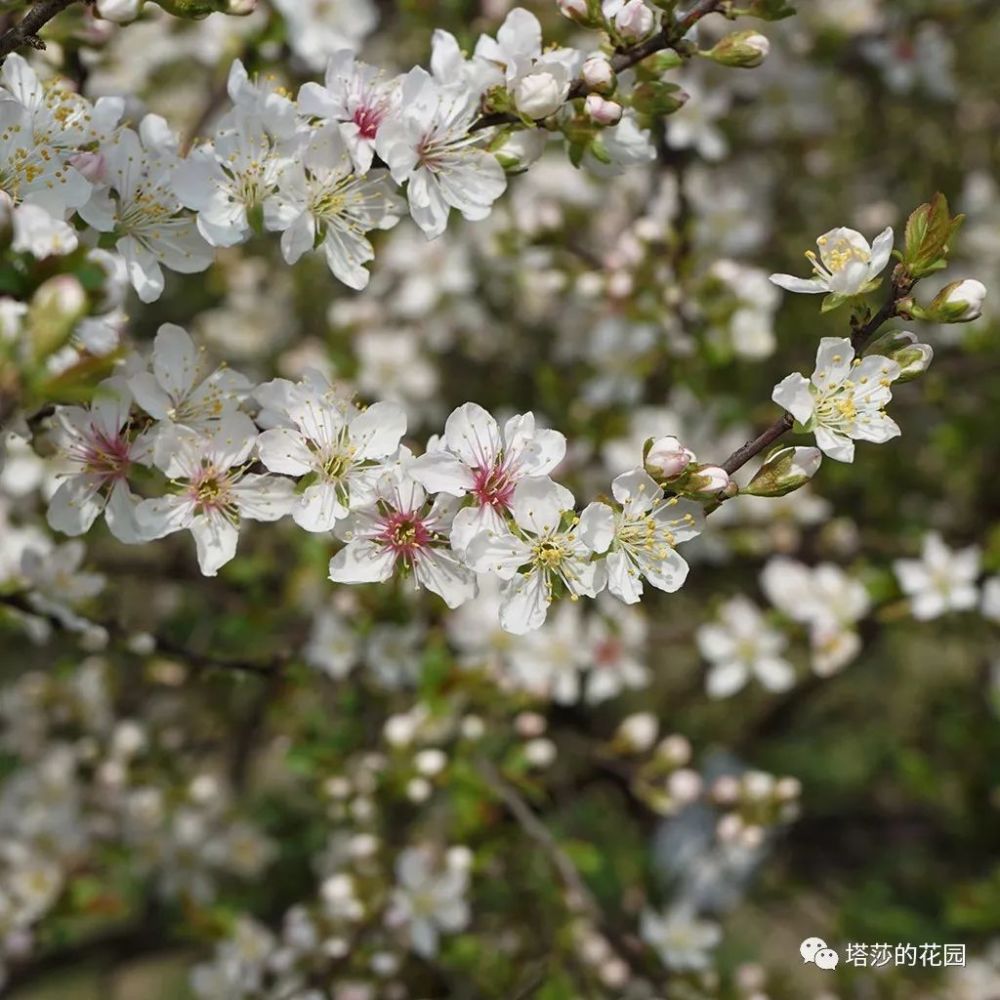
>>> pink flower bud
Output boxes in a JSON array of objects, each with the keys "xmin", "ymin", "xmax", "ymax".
[
  {"xmin": 614, "ymin": 0, "xmax": 655, "ymax": 41},
  {"xmin": 581, "ymin": 53, "xmax": 615, "ymax": 92},
  {"xmin": 584, "ymin": 94, "xmax": 623, "ymax": 126},
  {"xmin": 557, "ymin": 0, "xmax": 590, "ymax": 21},
  {"xmin": 645, "ymin": 436, "xmax": 694, "ymax": 479},
  {"xmin": 69, "ymin": 151, "xmax": 108, "ymax": 184}
]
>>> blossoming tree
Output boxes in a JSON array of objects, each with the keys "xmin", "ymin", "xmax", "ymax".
[{"xmin": 1, "ymin": 0, "xmax": 998, "ymax": 997}]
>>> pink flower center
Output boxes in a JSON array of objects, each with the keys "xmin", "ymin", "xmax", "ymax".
[
  {"xmin": 471, "ymin": 465, "xmax": 515, "ymax": 511},
  {"xmin": 353, "ymin": 103, "xmax": 385, "ymax": 141},
  {"xmin": 79, "ymin": 426, "xmax": 131, "ymax": 484},
  {"xmin": 377, "ymin": 511, "xmax": 431, "ymax": 558},
  {"xmin": 593, "ymin": 638, "xmax": 623, "ymax": 669}
]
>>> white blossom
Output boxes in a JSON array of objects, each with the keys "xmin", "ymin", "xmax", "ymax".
[
  {"xmin": 329, "ymin": 464, "xmax": 477, "ymax": 609},
  {"xmin": 466, "ymin": 477, "xmax": 602, "ymax": 634},
  {"xmin": 375, "ymin": 68, "xmax": 507, "ymax": 239},
  {"xmin": 579, "ymin": 470, "xmax": 702, "ymax": 604},
  {"xmin": 386, "ymin": 847, "xmax": 469, "ymax": 958},
  {"xmin": 770, "ymin": 226, "xmax": 894, "ymax": 297},
  {"xmin": 409, "ymin": 403, "xmax": 566, "ymax": 553},
  {"xmin": 640, "ymin": 906, "xmax": 721, "ymax": 971},
  {"xmin": 772, "ymin": 337, "xmax": 902, "ymax": 462},
  {"xmin": 136, "ymin": 415, "xmax": 295, "ymax": 576},
  {"xmin": 697, "ymin": 596, "xmax": 795, "ymax": 698},
  {"xmin": 256, "ymin": 376, "xmax": 406, "ymax": 532},
  {"xmin": 264, "ymin": 126, "xmax": 404, "ymax": 289},
  {"xmin": 894, "ymin": 533, "xmax": 980, "ymax": 620},
  {"xmin": 47, "ymin": 377, "xmax": 151, "ymax": 544},
  {"xmin": 79, "ymin": 117, "xmax": 213, "ymax": 302}
]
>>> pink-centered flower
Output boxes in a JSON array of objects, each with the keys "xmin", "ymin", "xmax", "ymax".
[
  {"xmin": 409, "ymin": 402, "xmax": 566, "ymax": 552},
  {"xmin": 47, "ymin": 376, "xmax": 151, "ymax": 544},
  {"xmin": 329, "ymin": 464, "xmax": 476, "ymax": 609}
]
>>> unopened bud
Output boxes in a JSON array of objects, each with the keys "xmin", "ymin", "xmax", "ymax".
[
  {"xmin": 866, "ymin": 330, "xmax": 934, "ymax": 382},
  {"xmin": 581, "ymin": 54, "xmax": 616, "ymax": 94},
  {"xmin": 96, "ymin": 0, "xmax": 143, "ymax": 21},
  {"xmin": 644, "ymin": 435, "xmax": 695, "ymax": 480},
  {"xmin": 584, "ymin": 94, "xmax": 623, "ymax": 126},
  {"xmin": 514, "ymin": 70, "xmax": 566, "ymax": 119},
  {"xmin": 557, "ymin": 0, "xmax": 592, "ymax": 23},
  {"xmin": 69, "ymin": 151, "xmax": 108, "ymax": 184},
  {"xmin": 613, "ymin": 712, "xmax": 659, "ymax": 753},
  {"xmin": 614, "ymin": 0, "xmax": 655, "ymax": 41},
  {"xmin": 925, "ymin": 278, "xmax": 987, "ymax": 323},
  {"xmin": 684, "ymin": 464, "xmax": 732, "ymax": 497},
  {"xmin": 705, "ymin": 30, "xmax": 771, "ymax": 68},
  {"xmin": 744, "ymin": 446, "xmax": 822, "ymax": 498},
  {"xmin": 28, "ymin": 276, "xmax": 87, "ymax": 359}
]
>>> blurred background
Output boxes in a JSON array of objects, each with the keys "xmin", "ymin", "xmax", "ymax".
[{"xmin": 1, "ymin": 0, "xmax": 1000, "ymax": 997}]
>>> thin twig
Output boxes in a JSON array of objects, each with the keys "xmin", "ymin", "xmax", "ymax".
[
  {"xmin": 0, "ymin": 590, "xmax": 292, "ymax": 678},
  {"xmin": 0, "ymin": 0, "xmax": 82, "ymax": 64}
]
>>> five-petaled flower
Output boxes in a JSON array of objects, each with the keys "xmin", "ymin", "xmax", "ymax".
[
  {"xmin": 772, "ymin": 337, "xmax": 902, "ymax": 463},
  {"xmin": 770, "ymin": 226, "xmax": 894, "ymax": 298}
]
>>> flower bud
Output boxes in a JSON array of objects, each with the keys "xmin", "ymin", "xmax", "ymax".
[
  {"xmin": 494, "ymin": 129, "xmax": 547, "ymax": 171},
  {"xmin": 557, "ymin": 0, "xmax": 592, "ymax": 23},
  {"xmin": 865, "ymin": 330, "xmax": 934, "ymax": 383},
  {"xmin": 224, "ymin": 0, "xmax": 256, "ymax": 12},
  {"xmin": 928, "ymin": 278, "xmax": 987, "ymax": 323},
  {"xmin": 683, "ymin": 465, "xmax": 732, "ymax": 497},
  {"xmin": 581, "ymin": 54, "xmax": 616, "ymax": 94},
  {"xmin": 705, "ymin": 30, "xmax": 771, "ymax": 68},
  {"xmin": 644, "ymin": 435, "xmax": 695, "ymax": 480},
  {"xmin": 69, "ymin": 151, "xmax": 108, "ymax": 184},
  {"xmin": 744, "ymin": 446, "xmax": 822, "ymax": 498},
  {"xmin": 667, "ymin": 768, "xmax": 703, "ymax": 805},
  {"xmin": 96, "ymin": 0, "xmax": 143, "ymax": 21},
  {"xmin": 614, "ymin": 0, "xmax": 655, "ymax": 41},
  {"xmin": 584, "ymin": 94, "xmax": 623, "ymax": 126},
  {"xmin": 513, "ymin": 70, "xmax": 566, "ymax": 119},
  {"xmin": 613, "ymin": 712, "xmax": 659, "ymax": 753},
  {"xmin": 27, "ymin": 276, "xmax": 87, "ymax": 359},
  {"xmin": 524, "ymin": 737, "xmax": 557, "ymax": 768}
]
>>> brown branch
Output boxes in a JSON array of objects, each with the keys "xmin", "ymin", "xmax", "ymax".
[
  {"xmin": 0, "ymin": 0, "xmax": 83, "ymax": 64},
  {"xmin": 717, "ymin": 276, "xmax": 908, "ymax": 479},
  {"xmin": 470, "ymin": 0, "xmax": 724, "ymax": 133},
  {"xmin": 0, "ymin": 590, "xmax": 292, "ymax": 678}
]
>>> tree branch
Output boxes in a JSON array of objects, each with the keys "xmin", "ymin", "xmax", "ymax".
[
  {"xmin": 717, "ymin": 278, "xmax": 907, "ymax": 479},
  {"xmin": 0, "ymin": 0, "xmax": 82, "ymax": 64},
  {"xmin": 470, "ymin": 0, "xmax": 724, "ymax": 132},
  {"xmin": 0, "ymin": 590, "xmax": 293, "ymax": 678}
]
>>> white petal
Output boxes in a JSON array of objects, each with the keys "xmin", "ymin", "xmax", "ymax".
[
  {"xmin": 190, "ymin": 512, "xmax": 240, "ymax": 577},
  {"xmin": 771, "ymin": 373, "xmax": 815, "ymax": 425},
  {"xmin": 578, "ymin": 502, "xmax": 615, "ymax": 554}
]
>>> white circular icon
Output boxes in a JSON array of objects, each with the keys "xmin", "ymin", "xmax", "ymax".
[{"xmin": 800, "ymin": 937, "xmax": 827, "ymax": 963}]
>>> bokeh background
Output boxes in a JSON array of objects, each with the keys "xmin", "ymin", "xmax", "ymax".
[{"xmin": 2, "ymin": 0, "xmax": 1000, "ymax": 997}]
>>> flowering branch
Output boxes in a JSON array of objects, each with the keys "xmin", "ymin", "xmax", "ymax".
[
  {"xmin": 471, "ymin": 0, "xmax": 725, "ymax": 132},
  {"xmin": 0, "ymin": 0, "xmax": 82, "ymax": 63}
]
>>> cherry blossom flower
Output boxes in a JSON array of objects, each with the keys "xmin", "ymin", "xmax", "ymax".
[
  {"xmin": 772, "ymin": 337, "xmax": 902, "ymax": 462},
  {"xmin": 78, "ymin": 117, "xmax": 213, "ymax": 302},
  {"xmin": 136, "ymin": 415, "xmax": 295, "ymax": 577},
  {"xmin": 255, "ymin": 377, "xmax": 406, "ymax": 532},
  {"xmin": 386, "ymin": 846, "xmax": 470, "ymax": 958},
  {"xmin": 579, "ymin": 470, "xmax": 703, "ymax": 604},
  {"xmin": 893, "ymin": 533, "xmax": 981, "ymax": 620},
  {"xmin": 584, "ymin": 601, "xmax": 650, "ymax": 703},
  {"xmin": 128, "ymin": 323, "xmax": 251, "ymax": 434},
  {"xmin": 297, "ymin": 51, "xmax": 401, "ymax": 172},
  {"xmin": 409, "ymin": 402, "xmax": 566, "ymax": 552},
  {"xmin": 329, "ymin": 465, "xmax": 476, "ymax": 609},
  {"xmin": 264, "ymin": 126, "xmax": 404, "ymax": 289},
  {"xmin": 697, "ymin": 596, "xmax": 795, "ymax": 698},
  {"xmin": 507, "ymin": 602, "xmax": 590, "ymax": 703},
  {"xmin": 375, "ymin": 68, "xmax": 508, "ymax": 239},
  {"xmin": 47, "ymin": 377, "xmax": 151, "ymax": 544},
  {"xmin": 641, "ymin": 906, "xmax": 721, "ymax": 972},
  {"xmin": 466, "ymin": 477, "xmax": 602, "ymax": 634},
  {"xmin": 770, "ymin": 226, "xmax": 894, "ymax": 297}
]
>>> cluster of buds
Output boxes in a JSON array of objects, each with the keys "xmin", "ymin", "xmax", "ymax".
[
  {"xmin": 710, "ymin": 770, "xmax": 801, "ymax": 850},
  {"xmin": 643, "ymin": 436, "xmax": 733, "ymax": 499},
  {"xmin": 612, "ymin": 715, "xmax": 704, "ymax": 816},
  {"xmin": 514, "ymin": 712, "xmax": 558, "ymax": 770}
]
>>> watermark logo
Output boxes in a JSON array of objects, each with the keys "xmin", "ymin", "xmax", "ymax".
[
  {"xmin": 800, "ymin": 938, "xmax": 966, "ymax": 971},
  {"xmin": 800, "ymin": 937, "xmax": 839, "ymax": 970}
]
